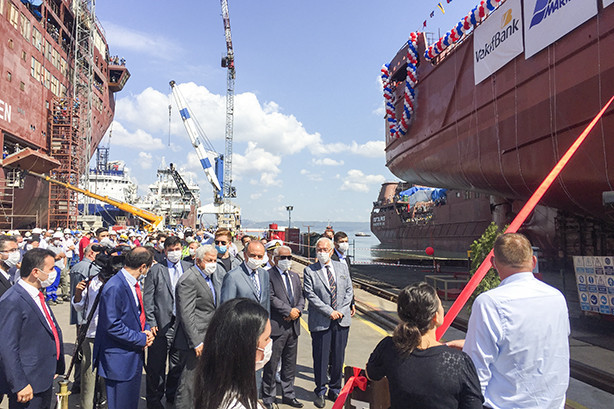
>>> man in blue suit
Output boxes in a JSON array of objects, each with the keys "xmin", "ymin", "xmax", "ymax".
[
  {"xmin": 0, "ymin": 248, "xmax": 65, "ymax": 409},
  {"xmin": 93, "ymin": 247, "xmax": 155, "ymax": 409},
  {"xmin": 303, "ymin": 237, "xmax": 353, "ymax": 408}
]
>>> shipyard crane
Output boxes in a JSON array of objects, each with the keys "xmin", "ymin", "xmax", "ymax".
[
  {"xmin": 158, "ymin": 163, "xmax": 197, "ymax": 204},
  {"xmin": 220, "ymin": 0, "xmax": 236, "ymax": 204}
]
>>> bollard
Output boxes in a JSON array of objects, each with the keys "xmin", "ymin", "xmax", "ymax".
[{"xmin": 56, "ymin": 380, "xmax": 71, "ymax": 409}]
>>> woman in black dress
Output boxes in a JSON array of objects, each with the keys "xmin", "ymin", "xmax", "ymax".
[{"xmin": 366, "ymin": 282, "xmax": 483, "ymax": 409}]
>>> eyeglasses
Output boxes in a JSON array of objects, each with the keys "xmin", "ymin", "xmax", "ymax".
[
  {"xmin": 215, "ymin": 240, "xmax": 227, "ymax": 245},
  {"xmin": 1, "ymin": 248, "xmax": 19, "ymax": 254},
  {"xmin": 277, "ymin": 255, "xmax": 292, "ymax": 260}
]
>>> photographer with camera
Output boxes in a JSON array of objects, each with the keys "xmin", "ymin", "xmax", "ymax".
[{"xmin": 93, "ymin": 247, "xmax": 155, "ymax": 409}]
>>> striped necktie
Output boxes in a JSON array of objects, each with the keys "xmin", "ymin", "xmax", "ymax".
[{"xmin": 325, "ymin": 265, "xmax": 337, "ymax": 309}]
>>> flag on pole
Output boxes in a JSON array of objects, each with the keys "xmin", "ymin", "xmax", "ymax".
[
  {"xmin": 423, "ymin": 20, "xmax": 427, "ymax": 27},
  {"xmin": 447, "ymin": 0, "xmax": 452, "ymax": 3},
  {"xmin": 437, "ymin": 2, "xmax": 445, "ymax": 13},
  {"xmin": 430, "ymin": 11, "xmax": 435, "ymax": 18}
]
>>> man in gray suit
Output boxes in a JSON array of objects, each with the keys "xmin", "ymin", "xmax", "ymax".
[
  {"xmin": 143, "ymin": 236, "xmax": 192, "ymax": 409},
  {"xmin": 174, "ymin": 245, "xmax": 224, "ymax": 409},
  {"xmin": 220, "ymin": 240, "xmax": 270, "ymax": 314},
  {"xmin": 262, "ymin": 245, "xmax": 305, "ymax": 409},
  {"xmin": 303, "ymin": 237, "xmax": 354, "ymax": 408}
]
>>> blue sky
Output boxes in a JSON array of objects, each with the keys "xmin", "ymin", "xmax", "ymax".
[{"xmin": 95, "ymin": 0, "xmax": 477, "ymax": 223}]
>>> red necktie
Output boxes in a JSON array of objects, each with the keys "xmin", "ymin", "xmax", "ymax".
[
  {"xmin": 135, "ymin": 282, "xmax": 146, "ymax": 330},
  {"xmin": 38, "ymin": 292, "xmax": 60, "ymax": 360}
]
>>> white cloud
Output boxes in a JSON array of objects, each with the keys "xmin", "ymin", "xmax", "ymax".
[
  {"xmin": 340, "ymin": 169, "xmax": 385, "ymax": 192},
  {"xmin": 109, "ymin": 121, "xmax": 165, "ymax": 151},
  {"xmin": 372, "ymin": 105, "xmax": 385, "ymax": 116},
  {"xmin": 250, "ymin": 193, "xmax": 262, "ymax": 200},
  {"xmin": 300, "ymin": 169, "xmax": 323, "ymax": 182},
  {"xmin": 312, "ymin": 158, "xmax": 344, "ymax": 166},
  {"xmin": 233, "ymin": 142, "xmax": 282, "ymax": 186},
  {"xmin": 350, "ymin": 141, "xmax": 385, "ymax": 158},
  {"xmin": 138, "ymin": 152, "xmax": 153, "ymax": 169},
  {"xmin": 101, "ymin": 22, "xmax": 178, "ymax": 60}
]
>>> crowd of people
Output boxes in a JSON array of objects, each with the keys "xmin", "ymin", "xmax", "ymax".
[{"xmin": 0, "ymin": 226, "xmax": 571, "ymax": 409}]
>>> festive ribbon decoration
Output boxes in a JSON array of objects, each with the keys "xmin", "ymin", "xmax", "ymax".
[
  {"xmin": 436, "ymin": 94, "xmax": 614, "ymax": 339},
  {"xmin": 381, "ymin": 33, "xmax": 419, "ymax": 138},
  {"xmin": 331, "ymin": 367, "xmax": 368, "ymax": 409},
  {"xmin": 425, "ymin": 0, "xmax": 505, "ymax": 61}
]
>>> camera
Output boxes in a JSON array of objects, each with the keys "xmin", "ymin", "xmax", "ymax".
[{"xmin": 91, "ymin": 244, "xmax": 132, "ymax": 281}]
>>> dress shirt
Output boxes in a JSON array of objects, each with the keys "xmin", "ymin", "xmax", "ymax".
[
  {"xmin": 334, "ymin": 249, "xmax": 346, "ymax": 262},
  {"xmin": 72, "ymin": 276, "xmax": 103, "ymax": 338},
  {"xmin": 463, "ymin": 272, "xmax": 570, "ymax": 409},
  {"xmin": 120, "ymin": 268, "xmax": 140, "ymax": 307},
  {"xmin": 195, "ymin": 265, "xmax": 216, "ymax": 305},
  {"xmin": 249, "ymin": 269, "xmax": 261, "ymax": 294},
  {"xmin": 282, "ymin": 270, "xmax": 294, "ymax": 298},
  {"xmin": 0, "ymin": 267, "xmax": 10, "ymax": 282},
  {"xmin": 17, "ymin": 279, "xmax": 53, "ymax": 331},
  {"xmin": 167, "ymin": 260, "xmax": 184, "ymax": 315}
]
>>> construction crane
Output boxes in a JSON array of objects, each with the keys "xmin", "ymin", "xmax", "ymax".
[
  {"xmin": 220, "ymin": 0, "xmax": 236, "ymax": 203},
  {"xmin": 27, "ymin": 170, "xmax": 165, "ymax": 231},
  {"xmin": 158, "ymin": 163, "xmax": 197, "ymax": 204}
]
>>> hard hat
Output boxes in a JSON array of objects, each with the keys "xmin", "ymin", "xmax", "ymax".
[
  {"xmin": 32, "ymin": 227, "xmax": 42, "ymax": 234},
  {"xmin": 63, "ymin": 228, "xmax": 71, "ymax": 234},
  {"xmin": 52, "ymin": 231, "xmax": 63, "ymax": 239}
]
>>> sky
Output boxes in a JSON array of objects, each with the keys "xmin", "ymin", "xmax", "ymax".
[{"xmin": 94, "ymin": 0, "xmax": 478, "ymax": 223}]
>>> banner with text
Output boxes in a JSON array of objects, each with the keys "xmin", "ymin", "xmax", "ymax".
[
  {"xmin": 573, "ymin": 256, "xmax": 614, "ymax": 316},
  {"xmin": 524, "ymin": 0, "xmax": 598, "ymax": 59},
  {"xmin": 604, "ymin": 0, "xmax": 614, "ymax": 8},
  {"xmin": 474, "ymin": 0, "xmax": 524, "ymax": 84}
]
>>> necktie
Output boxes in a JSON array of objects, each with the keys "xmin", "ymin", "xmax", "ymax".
[
  {"xmin": 326, "ymin": 265, "xmax": 337, "ymax": 309},
  {"xmin": 284, "ymin": 272, "xmax": 295, "ymax": 306},
  {"xmin": 250, "ymin": 271, "xmax": 261, "ymax": 301},
  {"xmin": 38, "ymin": 292, "xmax": 60, "ymax": 360},
  {"xmin": 135, "ymin": 282, "xmax": 146, "ymax": 330},
  {"xmin": 205, "ymin": 275, "xmax": 216, "ymax": 306}
]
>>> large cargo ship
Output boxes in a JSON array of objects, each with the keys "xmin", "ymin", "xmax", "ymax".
[
  {"xmin": 377, "ymin": 0, "xmax": 614, "ymax": 256},
  {"xmin": 0, "ymin": 0, "xmax": 128, "ymax": 229}
]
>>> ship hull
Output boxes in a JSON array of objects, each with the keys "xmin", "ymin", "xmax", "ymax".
[{"xmin": 386, "ymin": 5, "xmax": 614, "ymax": 224}]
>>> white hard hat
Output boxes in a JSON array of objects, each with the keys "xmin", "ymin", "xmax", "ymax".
[
  {"xmin": 32, "ymin": 227, "xmax": 42, "ymax": 234},
  {"xmin": 63, "ymin": 228, "xmax": 71, "ymax": 234},
  {"xmin": 52, "ymin": 231, "xmax": 63, "ymax": 238}
]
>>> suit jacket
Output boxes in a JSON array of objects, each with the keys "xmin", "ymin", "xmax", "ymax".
[
  {"xmin": 268, "ymin": 266, "xmax": 305, "ymax": 338},
  {"xmin": 174, "ymin": 265, "xmax": 224, "ymax": 350},
  {"xmin": 220, "ymin": 262, "xmax": 270, "ymax": 314},
  {"xmin": 93, "ymin": 271, "xmax": 148, "ymax": 382},
  {"xmin": 303, "ymin": 260, "xmax": 353, "ymax": 332},
  {"xmin": 331, "ymin": 249, "xmax": 352, "ymax": 274},
  {"xmin": 0, "ymin": 283, "xmax": 65, "ymax": 394},
  {"xmin": 0, "ymin": 271, "xmax": 11, "ymax": 298},
  {"xmin": 143, "ymin": 258, "xmax": 192, "ymax": 332}
]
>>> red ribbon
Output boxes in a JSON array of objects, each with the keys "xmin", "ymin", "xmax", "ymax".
[{"xmin": 331, "ymin": 367, "xmax": 368, "ymax": 409}]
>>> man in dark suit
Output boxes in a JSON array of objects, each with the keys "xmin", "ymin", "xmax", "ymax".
[
  {"xmin": 262, "ymin": 245, "xmax": 305, "ymax": 409},
  {"xmin": 174, "ymin": 245, "xmax": 224, "ymax": 409},
  {"xmin": 0, "ymin": 248, "xmax": 65, "ymax": 409},
  {"xmin": 303, "ymin": 237, "xmax": 354, "ymax": 408},
  {"xmin": 220, "ymin": 240, "xmax": 270, "ymax": 314},
  {"xmin": 93, "ymin": 246, "xmax": 154, "ymax": 409},
  {"xmin": 143, "ymin": 236, "xmax": 192, "ymax": 408},
  {"xmin": 0, "ymin": 235, "xmax": 19, "ymax": 298},
  {"xmin": 331, "ymin": 231, "xmax": 355, "ymax": 316}
]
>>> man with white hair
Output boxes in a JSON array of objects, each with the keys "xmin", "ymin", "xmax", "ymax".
[
  {"xmin": 303, "ymin": 237, "xmax": 354, "ymax": 408},
  {"xmin": 173, "ymin": 245, "xmax": 224, "ymax": 409}
]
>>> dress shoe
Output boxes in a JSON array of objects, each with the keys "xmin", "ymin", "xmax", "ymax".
[
  {"xmin": 314, "ymin": 395, "xmax": 326, "ymax": 408},
  {"xmin": 281, "ymin": 398, "xmax": 303, "ymax": 408},
  {"xmin": 327, "ymin": 391, "xmax": 339, "ymax": 402}
]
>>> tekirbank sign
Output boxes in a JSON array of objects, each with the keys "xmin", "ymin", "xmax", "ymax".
[
  {"xmin": 524, "ymin": 0, "xmax": 598, "ymax": 58},
  {"xmin": 474, "ymin": 0, "xmax": 524, "ymax": 84}
]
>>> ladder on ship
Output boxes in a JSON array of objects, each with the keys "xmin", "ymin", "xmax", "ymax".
[{"xmin": 48, "ymin": 97, "xmax": 83, "ymax": 229}]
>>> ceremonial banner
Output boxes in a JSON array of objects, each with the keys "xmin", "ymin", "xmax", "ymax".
[
  {"xmin": 473, "ymin": 0, "xmax": 523, "ymax": 84},
  {"xmin": 524, "ymin": 0, "xmax": 598, "ymax": 58},
  {"xmin": 604, "ymin": 0, "xmax": 614, "ymax": 8}
]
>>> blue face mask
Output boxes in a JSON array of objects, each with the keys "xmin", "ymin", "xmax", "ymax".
[{"xmin": 216, "ymin": 245, "xmax": 227, "ymax": 254}]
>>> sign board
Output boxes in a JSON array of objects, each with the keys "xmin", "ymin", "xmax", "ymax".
[
  {"xmin": 573, "ymin": 256, "xmax": 614, "ymax": 315},
  {"xmin": 474, "ymin": 0, "xmax": 524, "ymax": 84},
  {"xmin": 524, "ymin": 0, "xmax": 598, "ymax": 58},
  {"xmin": 604, "ymin": 0, "xmax": 614, "ymax": 8}
]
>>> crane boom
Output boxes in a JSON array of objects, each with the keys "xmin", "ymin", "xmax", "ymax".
[
  {"xmin": 221, "ymin": 0, "xmax": 235, "ymax": 202},
  {"xmin": 169, "ymin": 80, "xmax": 222, "ymax": 194},
  {"xmin": 28, "ymin": 170, "xmax": 165, "ymax": 231}
]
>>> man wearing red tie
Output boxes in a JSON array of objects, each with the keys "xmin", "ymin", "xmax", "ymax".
[
  {"xmin": 0, "ymin": 248, "xmax": 65, "ymax": 409},
  {"xmin": 93, "ymin": 247, "xmax": 155, "ymax": 409}
]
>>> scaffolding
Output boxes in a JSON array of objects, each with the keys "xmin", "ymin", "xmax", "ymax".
[{"xmin": 47, "ymin": 98, "xmax": 83, "ymax": 229}]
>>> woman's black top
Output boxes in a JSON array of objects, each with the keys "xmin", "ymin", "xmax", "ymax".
[{"xmin": 366, "ymin": 337, "xmax": 484, "ymax": 409}]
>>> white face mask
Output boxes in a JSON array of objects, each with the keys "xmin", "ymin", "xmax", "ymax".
[
  {"xmin": 188, "ymin": 248, "xmax": 196, "ymax": 256},
  {"xmin": 38, "ymin": 268, "xmax": 57, "ymax": 288},
  {"xmin": 26, "ymin": 244, "xmax": 34, "ymax": 251},
  {"xmin": 317, "ymin": 251, "xmax": 331, "ymax": 265},
  {"xmin": 277, "ymin": 259, "xmax": 292, "ymax": 272},
  {"xmin": 246, "ymin": 256, "xmax": 263, "ymax": 271},
  {"xmin": 5, "ymin": 251, "xmax": 21, "ymax": 268},
  {"xmin": 255, "ymin": 339, "xmax": 273, "ymax": 371},
  {"xmin": 261, "ymin": 254, "xmax": 269, "ymax": 267},
  {"xmin": 337, "ymin": 242, "xmax": 349, "ymax": 254},
  {"xmin": 167, "ymin": 250, "xmax": 182, "ymax": 264},
  {"xmin": 204, "ymin": 262, "xmax": 217, "ymax": 276}
]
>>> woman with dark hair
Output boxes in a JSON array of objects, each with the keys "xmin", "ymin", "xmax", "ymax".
[
  {"xmin": 366, "ymin": 282, "xmax": 483, "ymax": 409},
  {"xmin": 194, "ymin": 298, "xmax": 272, "ymax": 409}
]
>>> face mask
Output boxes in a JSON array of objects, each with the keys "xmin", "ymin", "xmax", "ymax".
[
  {"xmin": 337, "ymin": 242, "xmax": 349, "ymax": 254},
  {"xmin": 26, "ymin": 244, "xmax": 34, "ymax": 251},
  {"xmin": 38, "ymin": 268, "xmax": 57, "ymax": 288},
  {"xmin": 255, "ymin": 339, "xmax": 273, "ymax": 371},
  {"xmin": 261, "ymin": 254, "xmax": 269, "ymax": 267},
  {"xmin": 18, "ymin": 241, "xmax": 25, "ymax": 249},
  {"xmin": 188, "ymin": 248, "xmax": 196, "ymax": 256},
  {"xmin": 167, "ymin": 250, "xmax": 182, "ymax": 264},
  {"xmin": 204, "ymin": 262, "xmax": 217, "ymax": 276},
  {"xmin": 317, "ymin": 251, "xmax": 331, "ymax": 265},
  {"xmin": 53, "ymin": 240, "xmax": 61, "ymax": 246},
  {"xmin": 277, "ymin": 259, "xmax": 292, "ymax": 272},
  {"xmin": 5, "ymin": 251, "xmax": 21, "ymax": 267},
  {"xmin": 216, "ymin": 245, "xmax": 227, "ymax": 254},
  {"xmin": 246, "ymin": 257, "xmax": 263, "ymax": 271}
]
